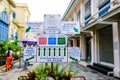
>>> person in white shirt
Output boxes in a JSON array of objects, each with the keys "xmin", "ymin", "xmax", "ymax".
[{"xmin": 6, "ymin": 48, "xmax": 13, "ymax": 56}]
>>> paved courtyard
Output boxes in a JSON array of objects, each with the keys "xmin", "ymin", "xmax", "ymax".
[{"xmin": 0, "ymin": 61, "xmax": 119, "ymax": 80}]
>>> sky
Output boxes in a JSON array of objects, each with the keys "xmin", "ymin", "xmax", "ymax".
[{"xmin": 13, "ymin": 0, "xmax": 71, "ymax": 22}]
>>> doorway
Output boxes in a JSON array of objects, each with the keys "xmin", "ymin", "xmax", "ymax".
[{"xmin": 86, "ymin": 37, "xmax": 91, "ymax": 62}]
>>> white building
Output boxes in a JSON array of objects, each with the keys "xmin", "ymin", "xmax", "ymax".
[{"xmin": 62, "ymin": 0, "xmax": 120, "ymax": 78}]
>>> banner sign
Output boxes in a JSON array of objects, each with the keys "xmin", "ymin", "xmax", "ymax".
[
  {"xmin": 61, "ymin": 22, "xmax": 80, "ymax": 34},
  {"xmin": 23, "ymin": 47, "xmax": 36, "ymax": 62},
  {"xmin": 44, "ymin": 14, "xmax": 61, "ymax": 34},
  {"xmin": 68, "ymin": 47, "xmax": 80, "ymax": 62},
  {"xmin": 37, "ymin": 47, "xmax": 67, "ymax": 62},
  {"xmin": 37, "ymin": 34, "xmax": 67, "ymax": 46}
]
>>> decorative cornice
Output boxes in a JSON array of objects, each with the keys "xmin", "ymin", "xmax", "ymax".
[
  {"xmin": 16, "ymin": 3, "xmax": 31, "ymax": 15},
  {"xmin": 7, "ymin": 0, "xmax": 16, "ymax": 7}
]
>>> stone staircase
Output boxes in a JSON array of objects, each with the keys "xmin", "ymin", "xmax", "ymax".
[{"xmin": 87, "ymin": 63, "xmax": 114, "ymax": 76}]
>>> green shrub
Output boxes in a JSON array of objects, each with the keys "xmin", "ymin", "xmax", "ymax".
[
  {"xmin": 14, "ymin": 54, "xmax": 20, "ymax": 60},
  {"xmin": 0, "ymin": 56, "xmax": 5, "ymax": 66}
]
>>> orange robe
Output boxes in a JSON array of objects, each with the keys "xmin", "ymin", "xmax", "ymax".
[{"xmin": 6, "ymin": 56, "xmax": 12, "ymax": 71}]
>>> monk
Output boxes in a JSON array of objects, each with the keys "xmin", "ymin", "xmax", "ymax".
[{"xmin": 5, "ymin": 50, "xmax": 13, "ymax": 72}]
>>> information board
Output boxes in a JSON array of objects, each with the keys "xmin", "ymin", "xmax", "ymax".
[
  {"xmin": 68, "ymin": 47, "xmax": 80, "ymax": 62},
  {"xmin": 61, "ymin": 22, "xmax": 80, "ymax": 34},
  {"xmin": 44, "ymin": 14, "xmax": 61, "ymax": 34},
  {"xmin": 23, "ymin": 47, "xmax": 36, "ymax": 62},
  {"xmin": 26, "ymin": 22, "xmax": 43, "ymax": 33},
  {"xmin": 37, "ymin": 47, "xmax": 67, "ymax": 62}
]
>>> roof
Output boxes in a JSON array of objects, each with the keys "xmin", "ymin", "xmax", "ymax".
[{"xmin": 62, "ymin": 0, "xmax": 76, "ymax": 20}]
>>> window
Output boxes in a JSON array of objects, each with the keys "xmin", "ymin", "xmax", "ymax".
[
  {"xmin": 98, "ymin": 0, "xmax": 110, "ymax": 9},
  {"xmin": 12, "ymin": 12, "xmax": 16, "ymax": 19},
  {"xmin": 85, "ymin": 0, "xmax": 91, "ymax": 18},
  {"xmin": 77, "ymin": 10, "xmax": 80, "ymax": 23},
  {"xmin": 98, "ymin": 0, "xmax": 106, "ymax": 5},
  {"xmin": 1, "ymin": 11, "xmax": 8, "ymax": 23},
  {"xmin": 98, "ymin": 0, "xmax": 110, "ymax": 16},
  {"xmin": 11, "ymin": 28, "xmax": 14, "ymax": 39},
  {"xmin": 0, "ymin": 22, "xmax": 8, "ymax": 41},
  {"xmin": 15, "ymin": 32, "xmax": 18, "ymax": 40}
]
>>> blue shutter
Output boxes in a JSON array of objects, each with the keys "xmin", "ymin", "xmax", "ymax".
[{"xmin": 0, "ymin": 11, "xmax": 8, "ymax": 41}]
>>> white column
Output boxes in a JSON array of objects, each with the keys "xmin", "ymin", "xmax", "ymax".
[
  {"xmin": 112, "ymin": 22, "xmax": 120, "ymax": 78},
  {"xmin": 68, "ymin": 40, "xmax": 71, "ymax": 47},
  {"xmin": 94, "ymin": 30, "xmax": 100, "ymax": 63},
  {"xmin": 80, "ymin": 34, "xmax": 86, "ymax": 60},
  {"xmin": 8, "ymin": 10, "xmax": 12, "ymax": 41},
  {"xmin": 91, "ymin": 31, "xmax": 95, "ymax": 64},
  {"xmin": 73, "ymin": 38, "xmax": 77, "ymax": 47}
]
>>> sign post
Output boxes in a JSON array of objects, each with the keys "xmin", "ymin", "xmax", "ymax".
[{"xmin": 23, "ymin": 14, "xmax": 81, "ymax": 63}]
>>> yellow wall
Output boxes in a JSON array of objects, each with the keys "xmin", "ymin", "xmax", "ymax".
[
  {"xmin": 13, "ymin": 3, "xmax": 30, "ymax": 40},
  {"xmin": 0, "ymin": 0, "xmax": 30, "ymax": 41}
]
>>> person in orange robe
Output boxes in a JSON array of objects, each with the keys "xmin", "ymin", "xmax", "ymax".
[
  {"xmin": 5, "ymin": 51, "xmax": 12, "ymax": 72},
  {"xmin": 6, "ymin": 48, "xmax": 14, "ymax": 69}
]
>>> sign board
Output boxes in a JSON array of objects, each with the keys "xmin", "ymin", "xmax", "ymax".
[
  {"xmin": 68, "ymin": 47, "xmax": 80, "ymax": 62},
  {"xmin": 44, "ymin": 14, "xmax": 61, "ymax": 34},
  {"xmin": 37, "ymin": 34, "xmax": 67, "ymax": 46},
  {"xmin": 37, "ymin": 47, "xmax": 67, "ymax": 62},
  {"xmin": 23, "ymin": 47, "xmax": 80, "ymax": 62},
  {"xmin": 61, "ymin": 22, "xmax": 80, "ymax": 34},
  {"xmin": 23, "ymin": 47, "xmax": 36, "ymax": 62},
  {"xmin": 26, "ymin": 22, "xmax": 43, "ymax": 33}
]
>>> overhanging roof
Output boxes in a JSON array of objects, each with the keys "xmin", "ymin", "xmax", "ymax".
[
  {"xmin": 62, "ymin": 0, "xmax": 76, "ymax": 20},
  {"xmin": 81, "ymin": 21, "xmax": 112, "ymax": 31}
]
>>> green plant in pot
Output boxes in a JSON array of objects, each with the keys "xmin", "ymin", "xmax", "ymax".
[
  {"xmin": 27, "ymin": 71, "xmax": 39, "ymax": 80},
  {"xmin": 61, "ymin": 70, "xmax": 73, "ymax": 80},
  {"xmin": 34, "ymin": 63, "xmax": 49, "ymax": 79},
  {"xmin": 61, "ymin": 63, "xmax": 79, "ymax": 80}
]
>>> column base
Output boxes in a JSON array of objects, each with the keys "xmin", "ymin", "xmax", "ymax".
[{"xmin": 114, "ymin": 68, "xmax": 120, "ymax": 78}]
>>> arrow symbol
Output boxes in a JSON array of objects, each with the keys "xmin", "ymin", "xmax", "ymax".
[
  {"xmin": 54, "ymin": 48, "xmax": 56, "ymax": 56},
  {"xmin": 73, "ymin": 27, "xmax": 78, "ymax": 32},
  {"xmin": 44, "ymin": 48, "xmax": 46, "ymax": 56},
  {"xmin": 49, "ymin": 48, "xmax": 51, "ymax": 56},
  {"xmin": 59, "ymin": 48, "xmax": 61, "ymax": 56},
  {"xmin": 64, "ymin": 48, "xmax": 66, "ymax": 56},
  {"xmin": 26, "ymin": 26, "xmax": 31, "ymax": 32},
  {"xmin": 38, "ymin": 47, "xmax": 40, "ymax": 56}
]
